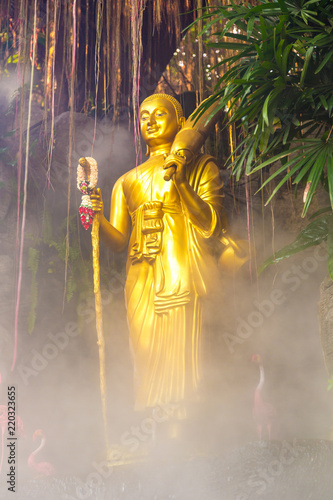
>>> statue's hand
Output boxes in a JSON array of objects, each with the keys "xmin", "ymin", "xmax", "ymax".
[
  {"xmin": 163, "ymin": 152, "xmax": 187, "ymax": 184},
  {"xmin": 90, "ymin": 188, "xmax": 104, "ymax": 220}
]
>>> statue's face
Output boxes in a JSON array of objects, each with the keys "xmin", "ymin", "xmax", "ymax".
[{"xmin": 139, "ymin": 97, "xmax": 180, "ymax": 147}]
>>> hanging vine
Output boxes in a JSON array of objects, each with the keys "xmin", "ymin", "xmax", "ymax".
[
  {"xmin": 12, "ymin": 0, "xmax": 38, "ymax": 371},
  {"xmin": 131, "ymin": 0, "xmax": 147, "ymax": 165}
]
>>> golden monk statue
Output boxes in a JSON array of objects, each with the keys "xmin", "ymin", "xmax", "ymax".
[{"xmin": 91, "ymin": 93, "xmax": 228, "ymax": 414}]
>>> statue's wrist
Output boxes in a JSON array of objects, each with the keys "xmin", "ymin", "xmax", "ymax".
[
  {"xmin": 98, "ymin": 212, "xmax": 107, "ymax": 224},
  {"xmin": 170, "ymin": 148, "xmax": 193, "ymax": 165},
  {"xmin": 174, "ymin": 176, "xmax": 188, "ymax": 189}
]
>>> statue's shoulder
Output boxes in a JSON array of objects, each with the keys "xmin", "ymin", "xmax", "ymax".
[
  {"xmin": 187, "ymin": 153, "xmax": 221, "ymax": 190},
  {"xmin": 194, "ymin": 152, "xmax": 218, "ymax": 167},
  {"xmin": 115, "ymin": 163, "xmax": 142, "ymax": 185},
  {"xmin": 115, "ymin": 160, "xmax": 152, "ymax": 195},
  {"xmin": 191, "ymin": 153, "xmax": 219, "ymax": 176},
  {"xmin": 113, "ymin": 172, "xmax": 127, "ymax": 189},
  {"xmin": 125, "ymin": 160, "xmax": 152, "ymax": 176}
]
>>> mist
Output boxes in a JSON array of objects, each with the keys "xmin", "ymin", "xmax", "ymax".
[{"xmin": 0, "ymin": 94, "xmax": 332, "ymax": 500}]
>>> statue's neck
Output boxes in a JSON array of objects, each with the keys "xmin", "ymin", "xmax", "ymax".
[{"xmin": 148, "ymin": 142, "xmax": 173, "ymax": 157}]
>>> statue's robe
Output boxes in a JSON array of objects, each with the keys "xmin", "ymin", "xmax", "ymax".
[{"xmin": 110, "ymin": 154, "xmax": 223, "ymax": 410}]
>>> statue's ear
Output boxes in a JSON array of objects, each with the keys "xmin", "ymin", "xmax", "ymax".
[
  {"xmin": 179, "ymin": 116, "xmax": 186, "ymax": 129},
  {"xmin": 145, "ymin": 145, "xmax": 150, "ymax": 157}
]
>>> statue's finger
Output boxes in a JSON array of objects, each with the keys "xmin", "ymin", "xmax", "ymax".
[{"xmin": 164, "ymin": 166, "xmax": 176, "ymax": 181}]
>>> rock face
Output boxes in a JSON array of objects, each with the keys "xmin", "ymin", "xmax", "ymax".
[
  {"xmin": 319, "ymin": 275, "xmax": 333, "ymax": 377},
  {"xmin": 0, "ymin": 158, "xmax": 17, "ymax": 373}
]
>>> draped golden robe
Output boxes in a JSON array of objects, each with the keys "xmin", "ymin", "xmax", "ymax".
[{"xmin": 110, "ymin": 153, "xmax": 223, "ymax": 410}]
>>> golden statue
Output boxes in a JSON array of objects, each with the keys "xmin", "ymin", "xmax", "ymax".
[{"xmin": 91, "ymin": 94, "xmax": 231, "ymax": 413}]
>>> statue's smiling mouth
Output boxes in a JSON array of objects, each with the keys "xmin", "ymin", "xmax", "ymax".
[{"xmin": 147, "ymin": 126, "xmax": 159, "ymax": 133}]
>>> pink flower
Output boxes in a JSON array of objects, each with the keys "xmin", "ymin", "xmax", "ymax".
[
  {"xmin": 84, "ymin": 223, "xmax": 90, "ymax": 230},
  {"xmin": 83, "ymin": 207, "xmax": 88, "ymax": 214},
  {"xmin": 79, "ymin": 207, "xmax": 84, "ymax": 214},
  {"xmin": 80, "ymin": 215, "xmax": 86, "ymax": 223}
]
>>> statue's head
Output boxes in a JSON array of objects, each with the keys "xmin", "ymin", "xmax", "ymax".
[{"xmin": 139, "ymin": 94, "xmax": 185, "ymax": 152}]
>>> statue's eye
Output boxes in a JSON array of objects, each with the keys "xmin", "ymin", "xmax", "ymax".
[
  {"xmin": 156, "ymin": 111, "xmax": 166, "ymax": 117},
  {"xmin": 140, "ymin": 114, "xmax": 149, "ymax": 121}
]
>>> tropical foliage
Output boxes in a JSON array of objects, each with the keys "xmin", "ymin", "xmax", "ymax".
[
  {"xmin": 195, "ymin": 0, "xmax": 333, "ymax": 217},
  {"xmin": 259, "ymin": 207, "xmax": 333, "ymax": 277}
]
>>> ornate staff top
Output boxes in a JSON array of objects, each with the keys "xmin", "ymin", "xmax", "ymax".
[{"xmin": 77, "ymin": 157, "xmax": 98, "ymax": 230}]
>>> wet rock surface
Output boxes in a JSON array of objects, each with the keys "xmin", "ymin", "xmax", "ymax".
[
  {"xmin": 8, "ymin": 439, "xmax": 333, "ymax": 500},
  {"xmin": 319, "ymin": 276, "xmax": 333, "ymax": 377}
]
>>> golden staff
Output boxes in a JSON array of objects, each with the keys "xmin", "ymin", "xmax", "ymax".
[{"xmin": 77, "ymin": 156, "xmax": 109, "ymax": 451}]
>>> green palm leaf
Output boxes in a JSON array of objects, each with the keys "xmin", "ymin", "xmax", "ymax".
[{"xmin": 259, "ymin": 213, "xmax": 332, "ymax": 274}]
